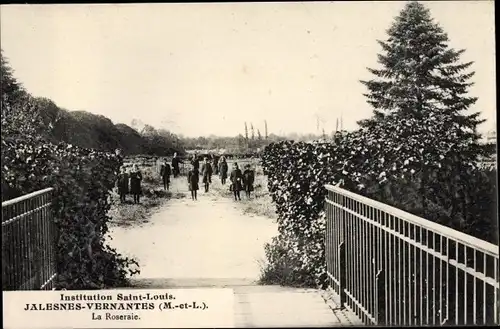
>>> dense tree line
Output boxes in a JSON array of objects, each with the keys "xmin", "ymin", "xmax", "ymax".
[
  {"xmin": 1, "ymin": 51, "xmax": 183, "ymax": 156},
  {"xmin": 2, "ymin": 50, "xmax": 330, "ymax": 157},
  {"xmin": 178, "ymin": 133, "xmax": 289, "ymax": 154}
]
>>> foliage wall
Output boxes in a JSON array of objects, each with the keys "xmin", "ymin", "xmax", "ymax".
[
  {"xmin": 261, "ymin": 132, "xmax": 497, "ymax": 288},
  {"xmin": 1, "ymin": 51, "xmax": 139, "ymax": 289}
]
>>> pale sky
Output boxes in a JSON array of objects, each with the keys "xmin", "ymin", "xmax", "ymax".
[{"xmin": 0, "ymin": 1, "xmax": 496, "ymax": 137}]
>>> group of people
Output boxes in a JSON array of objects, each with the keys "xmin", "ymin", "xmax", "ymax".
[
  {"xmin": 115, "ymin": 164, "xmax": 144, "ymax": 204},
  {"xmin": 115, "ymin": 152, "xmax": 256, "ymax": 204},
  {"xmin": 185, "ymin": 154, "xmax": 255, "ymax": 201}
]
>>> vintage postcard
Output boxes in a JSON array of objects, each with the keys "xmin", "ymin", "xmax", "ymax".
[{"xmin": 1, "ymin": 1, "xmax": 498, "ymax": 328}]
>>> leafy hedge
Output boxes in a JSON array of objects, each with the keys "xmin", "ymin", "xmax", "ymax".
[
  {"xmin": 1, "ymin": 134, "xmax": 139, "ymax": 289},
  {"xmin": 261, "ymin": 126, "xmax": 497, "ymax": 288}
]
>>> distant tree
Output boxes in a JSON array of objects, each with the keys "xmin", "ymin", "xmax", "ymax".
[
  {"xmin": 141, "ymin": 124, "xmax": 157, "ymax": 137},
  {"xmin": 244, "ymin": 122, "xmax": 249, "ymax": 142},
  {"xmin": 1, "ymin": 51, "xmax": 44, "ymax": 137},
  {"xmin": 264, "ymin": 120, "xmax": 268, "ymax": 139},
  {"xmin": 237, "ymin": 134, "xmax": 245, "ymax": 152},
  {"xmin": 1, "ymin": 51, "xmax": 24, "ymax": 104},
  {"xmin": 251, "ymin": 123, "xmax": 255, "ymax": 140},
  {"xmin": 257, "ymin": 129, "xmax": 262, "ymax": 140},
  {"xmin": 115, "ymin": 123, "xmax": 144, "ymax": 154},
  {"xmin": 33, "ymin": 97, "xmax": 63, "ymax": 136}
]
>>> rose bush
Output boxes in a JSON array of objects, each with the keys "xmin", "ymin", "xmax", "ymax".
[
  {"xmin": 2, "ymin": 133, "xmax": 139, "ymax": 289},
  {"xmin": 261, "ymin": 126, "xmax": 496, "ymax": 288}
]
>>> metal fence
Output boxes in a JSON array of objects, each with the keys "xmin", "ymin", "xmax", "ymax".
[
  {"xmin": 325, "ymin": 184, "xmax": 499, "ymax": 326},
  {"xmin": 2, "ymin": 188, "xmax": 57, "ymax": 290}
]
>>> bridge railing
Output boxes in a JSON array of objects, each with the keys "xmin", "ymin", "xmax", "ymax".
[
  {"xmin": 325, "ymin": 184, "xmax": 499, "ymax": 326},
  {"xmin": 2, "ymin": 188, "xmax": 57, "ymax": 290}
]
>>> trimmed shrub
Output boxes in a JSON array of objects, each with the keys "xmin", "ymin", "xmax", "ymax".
[
  {"xmin": 261, "ymin": 132, "xmax": 497, "ymax": 288},
  {"xmin": 2, "ymin": 134, "xmax": 139, "ymax": 289}
]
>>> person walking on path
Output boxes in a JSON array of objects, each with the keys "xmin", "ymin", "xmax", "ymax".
[
  {"xmin": 201, "ymin": 157, "xmax": 213, "ymax": 193},
  {"xmin": 129, "ymin": 164, "xmax": 143, "ymax": 204},
  {"xmin": 191, "ymin": 154, "xmax": 200, "ymax": 173},
  {"xmin": 229, "ymin": 162, "xmax": 243, "ymax": 201},
  {"xmin": 219, "ymin": 156, "xmax": 228, "ymax": 185},
  {"xmin": 212, "ymin": 154, "xmax": 220, "ymax": 175},
  {"xmin": 160, "ymin": 159, "xmax": 172, "ymax": 191},
  {"xmin": 171, "ymin": 152, "xmax": 183, "ymax": 178},
  {"xmin": 188, "ymin": 163, "xmax": 199, "ymax": 201},
  {"xmin": 116, "ymin": 166, "xmax": 129, "ymax": 203},
  {"xmin": 243, "ymin": 164, "xmax": 255, "ymax": 199}
]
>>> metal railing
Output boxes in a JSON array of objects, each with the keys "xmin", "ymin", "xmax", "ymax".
[
  {"xmin": 2, "ymin": 188, "xmax": 57, "ymax": 290},
  {"xmin": 325, "ymin": 184, "xmax": 499, "ymax": 326}
]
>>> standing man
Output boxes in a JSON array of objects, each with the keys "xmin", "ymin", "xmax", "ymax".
[
  {"xmin": 229, "ymin": 162, "xmax": 243, "ymax": 201},
  {"xmin": 201, "ymin": 157, "xmax": 213, "ymax": 193},
  {"xmin": 187, "ymin": 163, "xmax": 199, "ymax": 201},
  {"xmin": 129, "ymin": 164, "xmax": 143, "ymax": 204},
  {"xmin": 116, "ymin": 166, "xmax": 129, "ymax": 203},
  {"xmin": 243, "ymin": 164, "xmax": 255, "ymax": 199},
  {"xmin": 191, "ymin": 153, "xmax": 200, "ymax": 176},
  {"xmin": 172, "ymin": 152, "xmax": 182, "ymax": 178},
  {"xmin": 213, "ymin": 154, "xmax": 220, "ymax": 176},
  {"xmin": 160, "ymin": 158, "xmax": 172, "ymax": 191},
  {"xmin": 219, "ymin": 156, "xmax": 228, "ymax": 185}
]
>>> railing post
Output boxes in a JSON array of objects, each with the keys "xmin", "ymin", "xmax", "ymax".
[
  {"xmin": 339, "ymin": 241, "xmax": 346, "ymax": 307},
  {"xmin": 338, "ymin": 193, "xmax": 347, "ymax": 308},
  {"xmin": 30, "ymin": 197, "xmax": 41, "ymax": 289},
  {"xmin": 376, "ymin": 269, "xmax": 386, "ymax": 325}
]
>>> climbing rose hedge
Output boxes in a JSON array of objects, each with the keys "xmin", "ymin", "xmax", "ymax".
[
  {"xmin": 261, "ymin": 137, "xmax": 356, "ymax": 288},
  {"xmin": 1, "ymin": 134, "xmax": 139, "ymax": 289},
  {"xmin": 261, "ymin": 122, "xmax": 496, "ymax": 288}
]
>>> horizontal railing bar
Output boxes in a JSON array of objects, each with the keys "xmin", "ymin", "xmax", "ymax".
[
  {"xmin": 327, "ymin": 272, "xmax": 341, "ymax": 286},
  {"xmin": 325, "ymin": 185, "xmax": 499, "ymax": 256},
  {"xmin": 2, "ymin": 203, "xmax": 52, "ymax": 226},
  {"xmin": 448, "ymin": 259, "xmax": 498, "ymax": 288},
  {"xmin": 40, "ymin": 273, "xmax": 57, "ymax": 290},
  {"xmin": 328, "ymin": 199, "xmax": 499, "ymax": 287},
  {"xmin": 2, "ymin": 188, "xmax": 54, "ymax": 207},
  {"xmin": 344, "ymin": 289, "xmax": 377, "ymax": 324}
]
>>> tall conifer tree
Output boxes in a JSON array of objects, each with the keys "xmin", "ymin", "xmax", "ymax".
[
  {"xmin": 357, "ymin": 1, "xmax": 494, "ymax": 236},
  {"xmin": 359, "ymin": 1, "xmax": 485, "ymax": 154}
]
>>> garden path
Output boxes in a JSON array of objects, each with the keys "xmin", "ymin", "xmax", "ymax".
[{"xmin": 108, "ymin": 177, "xmax": 359, "ymax": 327}]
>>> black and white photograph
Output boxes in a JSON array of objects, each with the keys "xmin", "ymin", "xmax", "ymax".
[{"xmin": 1, "ymin": 1, "xmax": 498, "ymax": 327}]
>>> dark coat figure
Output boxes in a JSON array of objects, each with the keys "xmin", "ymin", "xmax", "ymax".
[
  {"xmin": 219, "ymin": 159, "xmax": 228, "ymax": 184},
  {"xmin": 116, "ymin": 170, "xmax": 129, "ymax": 203},
  {"xmin": 229, "ymin": 164, "xmax": 243, "ymax": 201},
  {"xmin": 243, "ymin": 167, "xmax": 255, "ymax": 197},
  {"xmin": 188, "ymin": 169, "xmax": 199, "ymax": 191},
  {"xmin": 201, "ymin": 162, "xmax": 213, "ymax": 184},
  {"xmin": 201, "ymin": 161, "xmax": 213, "ymax": 193},
  {"xmin": 191, "ymin": 157, "xmax": 200, "ymax": 171},
  {"xmin": 160, "ymin": 162, "xmax": 171, "ymax": 190},
  {"xmin": 213, "ymin": 155, "xmax": 220, "ymax": 175},
  {"xmin": 129, "ymin": 165, "xmax": 143, "ymax": 203},
  {"xmin": 172, "ymin": 153, "xmax": 182, "ymax": 177},
  {"xmin": 188, "ymin": 168, "xmax": 199, "ymax": 200}
]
